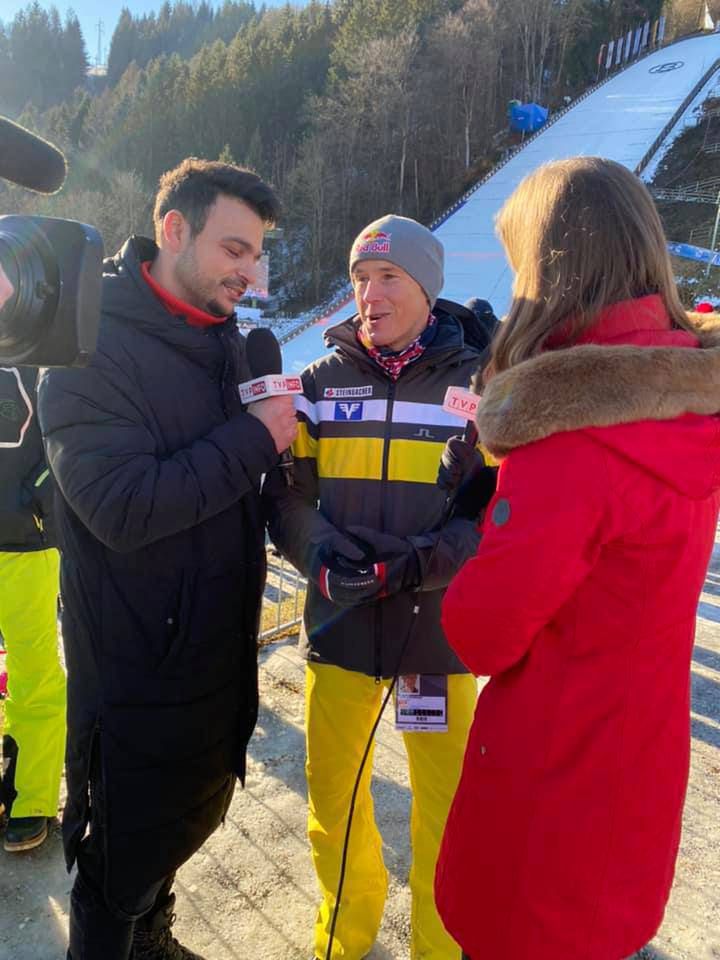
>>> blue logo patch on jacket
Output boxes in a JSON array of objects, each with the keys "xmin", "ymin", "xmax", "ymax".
[{"xmin": 334, "ymin": 401, "xmax": 364, "ymax": 421}]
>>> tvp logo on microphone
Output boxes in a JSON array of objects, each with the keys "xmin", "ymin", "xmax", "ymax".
[
  {"xmin": 238, "ymin": 374, "xmax": 303, "ymax": 405},
  {"xmin": 442, "ymin": 385, "xmax": 479, "ymax": 421}
]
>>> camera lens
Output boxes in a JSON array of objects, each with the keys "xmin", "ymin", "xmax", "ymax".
[{"xmin": 0, "ymin": 219, "xmax": 58, "ymax": 363}]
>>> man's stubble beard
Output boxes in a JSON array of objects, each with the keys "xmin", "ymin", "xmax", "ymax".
[{"xmin": 174, "ymin": 244, "xmax": 227, "ymax": 318}]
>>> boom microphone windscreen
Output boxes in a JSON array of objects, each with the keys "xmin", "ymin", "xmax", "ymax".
[
  {"xmin": 246, "ymin": 326, "xmax": 283, "ymax": 378},
  {"xmin": 0, "ymin": 117, "xmax": 67, "ymax": 194}
]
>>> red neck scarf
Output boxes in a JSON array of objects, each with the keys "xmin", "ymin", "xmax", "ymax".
[
  {"xmin": 357, "ymin": 314, "xmax": 437, "ymax": 380},
  {"xmin": 141, "ymin": 261, "xmax": 228, "ymax": 328}
]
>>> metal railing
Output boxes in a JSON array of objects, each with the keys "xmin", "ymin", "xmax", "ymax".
[
  {"xmin": 652, "ymin": 178, "xmax": 720, "ymax": 202},
  {"xmin": 259, "ymin": 548, "xmax": 306, "ymax": 641},
  {"xmin": 689, "ymin": 222, "xmax": 715, "ymax": 244}
]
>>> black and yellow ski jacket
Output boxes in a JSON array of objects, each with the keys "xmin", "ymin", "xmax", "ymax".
[{"xmin": 266, "ymin": 301, "xmax": 484, "ymax": 679}]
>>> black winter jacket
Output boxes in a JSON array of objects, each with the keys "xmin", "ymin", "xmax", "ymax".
[
  {"xmin": 0, "ymin": 366, "xmax": 55, "ymax": 552},
  {"xmin": 265, "ymin": 305, "xmax": 482, "ymax": 679},
  {"xmin": 38, "ymin": 237, "xmax": 278, "ymax": 904}
]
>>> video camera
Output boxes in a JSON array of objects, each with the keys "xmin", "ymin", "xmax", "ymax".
[{"xmin": 0, "ymin": 116, "xmax": 103, "ymax": 366}]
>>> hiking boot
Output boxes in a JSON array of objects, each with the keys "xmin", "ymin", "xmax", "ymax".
[
  {"xmin": 131, "ymin": 893, "xmax": 205, "ymax": 960},
  {"xmin": 3, "ymin": 815, "xmax": 48, "ymax": 852}
]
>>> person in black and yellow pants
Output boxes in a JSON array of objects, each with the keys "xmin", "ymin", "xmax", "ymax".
[
  {"xmin": 266, "ymin": 215, "xmax": 497, "ymax": 959},
  {"xmin": 0, "ymin": 365, "xmax": 65, "ymax": 852}
]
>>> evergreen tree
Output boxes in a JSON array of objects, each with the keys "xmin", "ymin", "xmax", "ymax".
[
  {"xmin": 60, "ymin": 12, "xmax": 89, "ymax": 102},
  {"xmin": 107, "ymin": 8, "xmax": 137, "ymax": 86}
]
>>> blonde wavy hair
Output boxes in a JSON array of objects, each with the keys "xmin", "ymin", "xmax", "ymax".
[{"xmin": 488, "ymin": 157, "xmax": 693, "ymax": 377}]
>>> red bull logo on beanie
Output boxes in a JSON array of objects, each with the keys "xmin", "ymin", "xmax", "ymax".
[{"xmin": 355, "ymin": 230, "xmax": 391, "ymax": 257}]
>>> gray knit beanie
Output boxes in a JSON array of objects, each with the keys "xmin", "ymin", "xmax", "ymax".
[{"xmin": 349, "ymin": 214, "xmax": 444, "ymax": 306}]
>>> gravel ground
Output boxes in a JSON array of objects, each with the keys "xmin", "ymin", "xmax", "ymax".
[{"xmin": 1, "ymin": 542, "xmax": 719, "ymax": 960}]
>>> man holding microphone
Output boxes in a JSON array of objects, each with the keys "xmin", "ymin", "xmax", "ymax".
[
  {"xmin": 39, "ymin": 158, "xmax": 296, "ymax": 960},
  {"xmin": 266, "ymin": 215, "xmax": 494, "ymax": 960}
]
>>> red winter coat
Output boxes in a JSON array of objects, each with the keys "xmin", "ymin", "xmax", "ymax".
[{"xmin": 435, "ymin": 297, "xmax": 720, "ymax": 960}]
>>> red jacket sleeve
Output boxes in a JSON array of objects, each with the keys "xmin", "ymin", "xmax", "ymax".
[{"xmin": 441, "ymin": 431, "xmax": 610, "ymax": 676}]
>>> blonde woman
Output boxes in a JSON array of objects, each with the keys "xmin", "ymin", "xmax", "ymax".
[{"xmin": 434, "ymin": 157, "xmax": 720, "ymax": 960}]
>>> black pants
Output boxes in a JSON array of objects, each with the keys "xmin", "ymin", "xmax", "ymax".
[
  {"xmin": 66, "ymin": 755, "xmax": 176, "ymax": 960},
  {"xmin": 68, "ymin": 867, "xmax": 174, "ymax": 960}
]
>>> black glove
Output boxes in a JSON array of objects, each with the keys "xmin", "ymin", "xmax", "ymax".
[
  {"xmin": 437, "ymin": 436, "xmax": 483, "ymax": 493},
  {"xmin": 453, "ymin": 463, "xmax": 498, "ymax": 520},
  {"xmin": 312, "ymin": 526, "xmax": 420, "ymax": 607}
]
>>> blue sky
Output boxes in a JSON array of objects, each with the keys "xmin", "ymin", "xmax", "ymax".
[{"xmin": 0, "ymin": 1, "xmax": 297, "ymax": 65}]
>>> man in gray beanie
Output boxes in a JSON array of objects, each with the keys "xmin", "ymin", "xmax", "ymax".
[
  {"xmin": 350, "ymin": 214, "xmax": 444, "ymax": 303},
  {"xmin": 265, "ymin": 214, "xmax": 495, "ymax": 960}
]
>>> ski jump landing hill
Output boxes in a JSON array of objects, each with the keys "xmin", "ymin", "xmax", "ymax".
[{"xmin": 282, "ymin": 32, "xmax": 720, "ymax": 373}]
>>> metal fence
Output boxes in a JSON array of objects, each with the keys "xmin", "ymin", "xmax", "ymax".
[
  {"xmin": 260, "ymin": 548, "xmax": 305, "ymax": 642},
  {"xmin": 689, "ymin": 222, "xmax": 715, "ymax": 244},
  {"xmin": 652, "ymin": 177, "xmax": 720, "ymax": 203}
]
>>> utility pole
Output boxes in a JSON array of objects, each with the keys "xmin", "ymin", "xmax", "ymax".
[
  {"xmin": 96, "ymin": 19, "xmax": 104, "ymax": 68},
  {"xmin": 706, "ymin": 189, "xmax": 720, "ymax": 276}
]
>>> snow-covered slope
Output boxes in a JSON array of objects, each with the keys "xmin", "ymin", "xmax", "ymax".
[{"xmin": 283, "ymin": 32, "xmax": 720, "ymax": 373}]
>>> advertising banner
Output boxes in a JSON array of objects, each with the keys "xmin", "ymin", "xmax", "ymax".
[
  {"xmin": 667, "ymin": 240, "xmax": 720, "ymax": 267},
  {"xmin": 605, "ymin": 40, "xmax": 615, "ymax": 70},
  {"xmin": 633, "ymin": 26, "xmax": 642, "ymax": 56},
  {"xmin": 246, "ymin": 252, "xmax": 270, "ymax": 300}
]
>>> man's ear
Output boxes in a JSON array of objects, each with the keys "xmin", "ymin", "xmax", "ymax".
[{"xmin": 160, "ymin": 209, "xmax": 189, "ymax": 254}]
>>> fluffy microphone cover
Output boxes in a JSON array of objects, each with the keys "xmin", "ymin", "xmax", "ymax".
[{"xmin": 0, "ymin": 117, "xmax": 67, "ymax": 194}]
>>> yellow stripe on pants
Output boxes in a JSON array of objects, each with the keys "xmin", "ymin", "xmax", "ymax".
[
  {"xmin": 306, "ymin": 662, "xmax": 477, "ymax": 960},
  {"xmin": 0, "ymin": 549, "xmax": 65, "ymax": 818}
]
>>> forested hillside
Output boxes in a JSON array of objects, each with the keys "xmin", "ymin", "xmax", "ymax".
[{"xmin": 0, "ymin": 0, "xmax": 715, "ymax": 311}]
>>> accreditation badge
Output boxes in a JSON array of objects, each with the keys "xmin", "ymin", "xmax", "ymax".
[{"xmin": 395, "ymin": 674, "xmax": 448, "ymax": 733}]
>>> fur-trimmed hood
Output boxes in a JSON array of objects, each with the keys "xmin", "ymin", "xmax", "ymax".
[{"xmin": 476, "ymin": 300, "xmax": 720, "ymax": 471}]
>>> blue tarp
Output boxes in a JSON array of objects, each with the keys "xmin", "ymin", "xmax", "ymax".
[{"xmin": 510, "ymin": 102, "xmax": 549, "ymax": 133}]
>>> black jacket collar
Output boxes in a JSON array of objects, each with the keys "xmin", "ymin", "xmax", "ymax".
[{"xmin": 102, "ymin": 236, "xmax": 237, "ymax": 367}]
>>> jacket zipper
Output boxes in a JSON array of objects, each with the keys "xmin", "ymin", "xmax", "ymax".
[
  {"xmin": 217, "ymin": 327, "xmax": 231, "ymax": 418},
  {"xmin": 33, "ymin": 513, "xmax": 47, "ymax": 547},
  {"xmin": 374, "ymin": 377, "xmax": 396, "ymax": 682}
]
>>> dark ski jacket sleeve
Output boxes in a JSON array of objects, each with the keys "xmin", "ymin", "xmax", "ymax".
[
  {"xmin": 264, "ymin": 432, "xmax": 342, "ymax": 577},
  {"xmin": 39, "ymin": 352, "xmax": 277, "ymax": 554},
  {"xmin": 408, "ymin": 518, "xmax": 481, "ymax": 592}
]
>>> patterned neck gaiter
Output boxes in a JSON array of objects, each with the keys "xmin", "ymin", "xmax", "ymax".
[{"xmin": 357, "ymin": 314, "xmax": 437, "ymax": 380}]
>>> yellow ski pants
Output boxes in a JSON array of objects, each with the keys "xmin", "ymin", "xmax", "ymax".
[
  {"xmin": 0, "ymin": 549, "xmax": 65, "ymax": 818},
  {"xmin": 305, "ymin": 662, "xmax": 477, "ymax": 960}
]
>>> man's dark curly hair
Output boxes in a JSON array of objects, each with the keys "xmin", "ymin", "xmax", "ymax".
[{"xmin": 153, "ymin": 157, "xmax": 280, "ymax": 240}]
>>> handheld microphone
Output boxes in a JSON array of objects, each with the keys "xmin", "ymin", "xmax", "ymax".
[
  {"xmin": 243, "ymin": 327, "xmax": 301, "ymax": 486},
  {"xmin": 442, "ymin": 385, "xmax": 479, "ymax": 446},
  {"xmin": 0, "ymin": 117, "xmax": 67, "ymax": 194}
]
